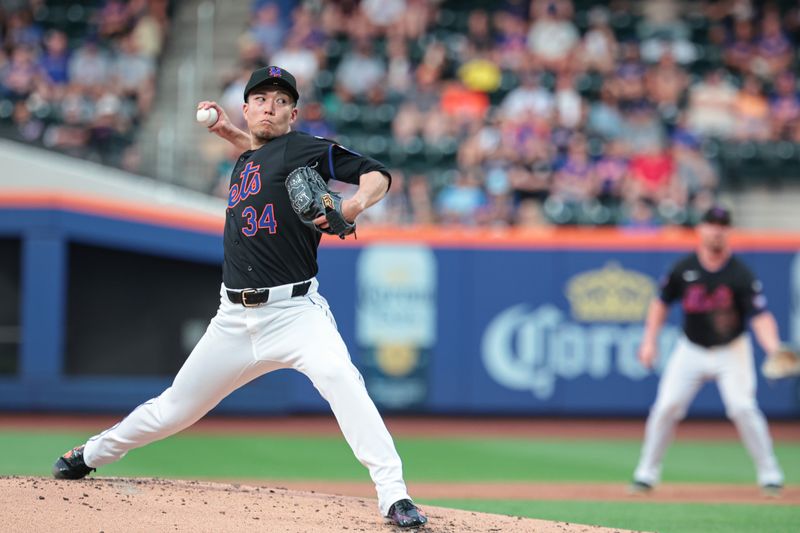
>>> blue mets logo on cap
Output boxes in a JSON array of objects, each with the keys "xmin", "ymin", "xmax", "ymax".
[{"xmin": 268, "ymin": 66, "xmax": 282, "ymax": 77}]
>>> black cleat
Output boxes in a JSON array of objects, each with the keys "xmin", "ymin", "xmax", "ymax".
[
  {"xmin": 761, "ymin": 484, "xmax": 783, "ymax": 498},
  {"xmin": 386, "ymin": 499, "xmax": 427, "ymax": 528},
  {"xmin": 52, "ymin": 445, "xmax": 95, "ymax": 480},
  {"xmin": 627, "ymin": 480, "xmax": 653, "ymax": 495}
]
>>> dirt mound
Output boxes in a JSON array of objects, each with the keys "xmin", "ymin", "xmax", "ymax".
[{"xmin": 3, "ymin": 476, "xmax": 631, "ymax": 533}]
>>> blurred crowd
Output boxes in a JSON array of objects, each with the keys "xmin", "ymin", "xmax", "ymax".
[
  {"xmin": 3, "ymin": 0, "xmax": 800, "ymax": 228},
  {"xmin": 0, "ymin": 0, "xmax": 170, "ymax": 170},
  {"xmin": 209, "ymin": 0, "xmax": 800, "ymax": 228}
]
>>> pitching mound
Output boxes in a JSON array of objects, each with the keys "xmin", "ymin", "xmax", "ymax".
[{"xmin": 3, "ymin": 476, "xmax": 630, "ymax": 533}]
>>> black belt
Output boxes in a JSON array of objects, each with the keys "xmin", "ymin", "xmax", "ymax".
[{"xmin": 227, "ymin": 281, "xmax": 312, "ymax": 307}]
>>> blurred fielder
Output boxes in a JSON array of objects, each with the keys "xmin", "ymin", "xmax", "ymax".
[{"xmin": 630, "ymin": 206, "xmax": 786, "ymax": 497}]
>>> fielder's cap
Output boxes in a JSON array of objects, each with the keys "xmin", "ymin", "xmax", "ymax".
[
  {"xmin": 702, "ymin": 205, "xmax": 732, "ymax": 226},
  {"xmin": 244, "ymin": 66, "xmax": 299, "ymax": 103}
]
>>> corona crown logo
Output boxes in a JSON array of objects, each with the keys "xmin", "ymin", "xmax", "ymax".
[
  {"xmin": 566, "ymin": 262, "xmax": 655, "ymax": 322},
  {"xmin": 376, "ymin": 344, "xmax": 419, "ymax": 377}
]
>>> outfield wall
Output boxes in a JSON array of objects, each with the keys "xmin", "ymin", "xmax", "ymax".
[{"xmin": 1, "ymin": 192, "xmax": 799, "ymax": 418}]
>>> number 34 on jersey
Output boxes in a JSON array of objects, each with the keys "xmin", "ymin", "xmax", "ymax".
[{"xmin": 227, "ymin": 161, "xmax": 277, "ymax": 237}]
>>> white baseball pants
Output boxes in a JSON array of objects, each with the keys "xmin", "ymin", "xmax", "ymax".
[
  {"xmin": 633, "ymin": 334, "xmax": 784, "ymax": 486},
  {"xmin": 83, "ymin": 279, "xmax": 410, "ymax": 516}
]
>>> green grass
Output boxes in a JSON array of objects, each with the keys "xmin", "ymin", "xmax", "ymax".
[
  {"xmin": 421, "ymin": 500, "xmax": 800, "ymax": 533},
  {"xmin": 2, "ymin": 430, "xmax": 798, "ymax": 533},
  {"xmin": 3, "ymin": 431, "xmax": 798, "ymax": 484}
]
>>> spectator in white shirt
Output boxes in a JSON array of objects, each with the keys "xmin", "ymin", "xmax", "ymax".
[
  {"xmin": 68, "ymin": 39, "xmax": 111, "ymax": 89},
  {"xmin": 686, "ymin": 69, "xmax": 738, "ymax": 138},
  {"xmin": 500, "ymin": 71, "xmax": 554, "ymax": 120},
  {"xmin": 527, "ymin": 1, "xmax": 579, "ymax": 71},
  {"xmin": 335, "ymin": 38, "xmax": 386, "ymax": 100}
]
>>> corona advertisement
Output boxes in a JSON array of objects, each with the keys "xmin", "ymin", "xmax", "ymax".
[
  {"xmin": 482, "ymin": 262, "xmax": 680, "ymax": 401},
  {"xmin": 355, "ymin": 245, "xmax": 437, "ymax": 409}
]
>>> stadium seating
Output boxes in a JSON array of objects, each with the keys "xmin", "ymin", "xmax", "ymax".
[
  {"xmin": 4, "ymin": 0, "xmax": 800, "ymax": 227},
  {"xmin": 0, "ymin": 0, "xmax": 172, "ymax": 170}
]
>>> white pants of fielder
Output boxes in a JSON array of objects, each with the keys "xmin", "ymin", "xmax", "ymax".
[
  {"xmin": 633, "ymin": 334, "xmax": 783, "ymax": 487},
  {"xmin": 82, "ymin": 279, "xmax": 410, "ymax": 516}
]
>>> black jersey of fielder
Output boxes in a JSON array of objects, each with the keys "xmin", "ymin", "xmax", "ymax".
[
  {"xmin": 223, "ymin": 131, "xmax": 390, "ymax": 289},
  {"xmin": 659, "ymin": 253, "xmax": 768, "ymax": 347}
]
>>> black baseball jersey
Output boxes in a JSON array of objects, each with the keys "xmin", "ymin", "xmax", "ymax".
[
  {"xmin": 659, "ymin": 253, "xmax": 768, "ymax": 347},
  {"xmin": 223, "ymin": 131, "xmax": 390, "ymax": 289}
]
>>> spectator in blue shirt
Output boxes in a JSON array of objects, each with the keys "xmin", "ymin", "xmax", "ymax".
[{"xmin": 39, "ymin": 30, "xmax": 70, "ymax": 85}]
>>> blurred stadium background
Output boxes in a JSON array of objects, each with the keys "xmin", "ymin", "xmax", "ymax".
[
  {"xmin": 3, "ymin": 0, "xmax": 800, "ymax": 227},
  {"xmin": 1, "ymin": 1, "xmax": 799, "ymax": 531}
]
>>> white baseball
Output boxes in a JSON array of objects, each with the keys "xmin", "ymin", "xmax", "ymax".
[{"xmin": 196, "ymin": 107, "xmax": 218, "ymax": 126}]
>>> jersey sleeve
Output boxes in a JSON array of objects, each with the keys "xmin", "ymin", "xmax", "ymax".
[
  {"xmin": 737, "ymin": 263, "xmax": 768, "ymax": 317},
  {"xmin": 283, "ymin": 133, "xmax": 329, "ymax": 170},
  {"xmin": 658, "ymin": 262, "xmax": 683, "ymax": 304},
  {"xmin": 319, "ymin": 142, "xmax": 392, "ymax": 190}
]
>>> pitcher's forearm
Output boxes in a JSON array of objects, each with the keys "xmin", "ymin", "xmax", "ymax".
[
  {"xmin": 217, "ymin": 125, "xmax": 251, "ymax": 151},
  {"xmin": 351, "ymin": 171, "xmax": 390, "ymax": 213}
]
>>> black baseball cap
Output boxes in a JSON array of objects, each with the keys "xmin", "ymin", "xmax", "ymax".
[
  {"xmin": 243, "ymin": 66, "xmax": 299, "ymax": 103},
  {"xmin": 702, "ymin": 205, "xmax": 732, "ymax": 226}
]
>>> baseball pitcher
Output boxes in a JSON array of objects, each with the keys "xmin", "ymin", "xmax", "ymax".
[{"xmin": 52, "ymin": 66, "xmax": 427, "ymax": 529}]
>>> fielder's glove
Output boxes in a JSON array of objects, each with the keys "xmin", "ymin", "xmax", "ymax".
[
  {"xmin": 761, "ymin": 344, "xmax": 800, "ymax": 380},
  {"xmin": 285, "ymin": 166, "xmax": 356, "ymax": 239}
]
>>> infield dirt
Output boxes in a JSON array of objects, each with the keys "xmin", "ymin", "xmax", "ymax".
[{"xmin": 4, "ymin": 476, "xmax": 635, "ymax": 533}]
